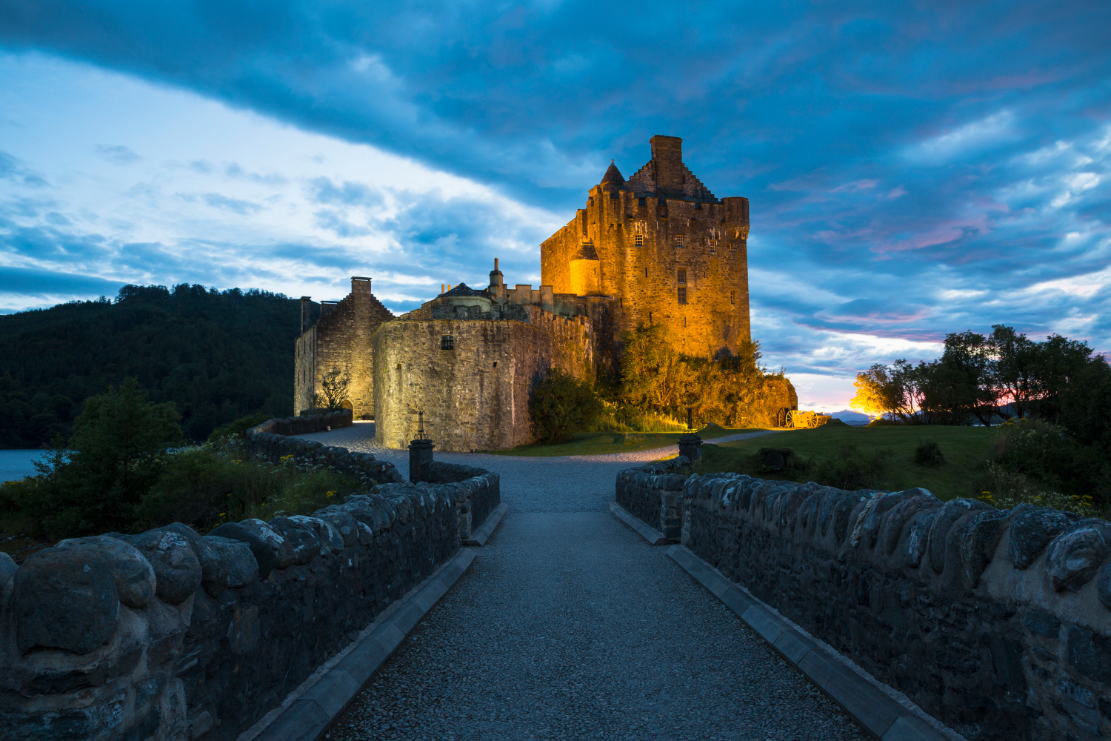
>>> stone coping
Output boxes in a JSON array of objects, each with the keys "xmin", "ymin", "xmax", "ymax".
[
  {"xmin": 609, "ymin": 502, "xmax": 667, "ymax": 545},
  {"xmin": 464, "ymin": 503, "xmax": 507, "ymax": 547}
]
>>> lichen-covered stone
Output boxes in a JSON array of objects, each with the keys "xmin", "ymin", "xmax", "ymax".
[
  {"xmin": 878, "ymin": 494, "xmax": 941, "ymax": 556},
  {"xmin": 208, "ymin": 521, "xmax": 277, "ymax": 579},
  {"xmin": 268, "ymin": 517, "xmax": 322, "ymax": 565},
  {"xmin": 13, "ymin": 545, "xmax": 119, "ymax": 654},
  {"xmin": 289, "ymin": 515, "xmax": 344, "ymax": 554},
  {"xmin": 1008, "ymin": 504, "xmax": 1074, "ymax": 570},
  {"xmin": 1045, "ymin": 519, "xmax": 1111, "ymax": 592},
  {"xmin": 200, "ymin": 535, "xmax": 258, "ymax": 595},
  {"xmin": 239, "ymin": 518, "xmax": 297, "ymax": 569},
  {"xmin": 58, "ymin": 535, "xmax": 155, "ymax": 609},
  {"xmin": 956, "ymin": 509, "xmax": 1011, "ymax": 589},
  {"xmin": 127, "ymin": 527, "xmax": 203, "ymax": 605},
  {"xmin": 927, "ymin": 498, "xmax": 992, "ymax": 573},
  {"xmin": 851, "ymin": 489, "xmax": 920, "ymax": 549},
  {"xmin": 1099, "ymin": 562, "xmax": 1111, "ymax": 612}
]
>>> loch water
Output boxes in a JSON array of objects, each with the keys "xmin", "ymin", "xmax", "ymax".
[{"xmin": 0, "ymin": 449, "xmax": 47, "ymax": 483}]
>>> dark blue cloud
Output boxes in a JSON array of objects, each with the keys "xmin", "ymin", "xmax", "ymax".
[
  {"xmin": 2, "ymin": 0, "xmax": 1111, "ymax": 375},
  {"xmin": 0, "ymin": 264, "xmax": 123, "ymax": 296}
]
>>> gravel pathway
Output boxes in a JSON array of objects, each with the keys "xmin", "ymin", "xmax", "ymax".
[{"xmin": 292, "ymin": 424, "xmax": 866, "ymax": 740}]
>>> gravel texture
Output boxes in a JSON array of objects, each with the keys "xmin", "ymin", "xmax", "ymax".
[{"xmin": 291, "ymin": 424, "xmax": 866, "ymax": 741}]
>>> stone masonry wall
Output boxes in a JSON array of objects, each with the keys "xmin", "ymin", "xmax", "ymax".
[
  {"xmin": 0, "ymin": 422, "xmax": 497, "ymax": 741},
  {"xmin": 372, "ymin": 317, "xmax": 592, "ymax": 452},
  {"xmin": 615, "ymin": 457, "xmax": 692, "ymax": 541},
  {"xmin": 674, "ymin": 473, "xmax": 1111, "ymax": 741},
  {"xmin": 411, "ymin": 462, "xmax": 501, "ymax": 542},
  {"xmin": 294, "ymin": 278, "xmax": 394, "ymax": 418}
]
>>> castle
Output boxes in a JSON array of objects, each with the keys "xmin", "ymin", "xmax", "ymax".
[{"xmin": 295, "ymin": 136, "xmax": 785, "ymax": 451}]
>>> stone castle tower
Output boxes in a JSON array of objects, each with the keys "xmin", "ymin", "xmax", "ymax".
[{"xmin": 541, "ymin": 135, "xmax": 751, "ymax": 358}]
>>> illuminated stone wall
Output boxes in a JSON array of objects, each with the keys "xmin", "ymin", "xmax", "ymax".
[
  {"xmin": 541, "ymin": 135, "xmax": 751, "ymax": 359},
  {"xmin": 293, "ymin": 278, "xmax": 395, "ymax": 417},
  {"xmin": 372, "ymin": 314, "xmax": 593, "ymax": 452}
]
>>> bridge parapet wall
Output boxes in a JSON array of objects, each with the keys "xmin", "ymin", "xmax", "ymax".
[
  {"xmin": 0, "ymin": 423, "xmax": 498, "ymax": 741},
  {"xmin": 411, "ymin": 461, "xmax": 500, "ymax": 542},
  {"xmin": 249, "ymin": 408, "xmax": 354, "ymax": 437},
  {"xmin": 677, "ymin": 472, "xmax": 1111, "ymax": 741},
  {"xmin": 615, "ymin": 457, "xmax": 693, "ymax": 541}
]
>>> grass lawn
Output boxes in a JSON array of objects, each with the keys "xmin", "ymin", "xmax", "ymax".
[
  {"xmin": 700, "ymin": 423, "xmax": 997, "ymax": 501},
  {"xmin": 483, "ymin": 425, "xmax": 769, "ymax": 457}
]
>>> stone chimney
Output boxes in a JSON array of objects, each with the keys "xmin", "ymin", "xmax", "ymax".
[
  {"xmin": 489, "ymin": 257, "xmax": 505, "ymax": 297},
  {"xmin": 300, "ymin": 296, "xmax": 312, "ymax": 334},
  {"xmin": 650, "ymin": 135, "xmax": 684, "ymax": 194}
]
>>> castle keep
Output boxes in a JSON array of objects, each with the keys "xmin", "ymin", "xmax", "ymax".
[
  {"xmin": 295, "ymin": 136, "xmax": 769, "ymax": 451},
  {"xmin": 541, "ymin": 135, "xmax": 751, "ymax": 358}
]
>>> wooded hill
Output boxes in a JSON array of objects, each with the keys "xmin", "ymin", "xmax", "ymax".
[{"xmin": 0, "ymin": 284, "xmax": 300, "ymax": 448}]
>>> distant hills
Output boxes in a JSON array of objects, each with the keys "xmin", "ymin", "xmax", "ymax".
[
  {"xmin": 0, "ymin": 284, "xmax": 299, "ymax": 448},
  {"xmin": 829, "ymin": 409, "xmax": 870, "ymax": 425}
]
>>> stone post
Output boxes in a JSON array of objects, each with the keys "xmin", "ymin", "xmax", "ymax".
[
  {"xmin": 678, "ymin": 434, "xmax": 702, "ymax": 461},
  {"xmin": 409, "ymin": 439, "xmax": 434, "ymax": 483}
]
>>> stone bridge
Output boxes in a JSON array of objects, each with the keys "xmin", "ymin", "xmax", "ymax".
[{"xmin": 1, "ymin": 418, "xmax": 1108, "ymax": 741}]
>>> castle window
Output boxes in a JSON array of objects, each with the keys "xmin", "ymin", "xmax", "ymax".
[
  {"xmin": 645, "ymin": 267, "xmax": 648, "ymax": 278},
  {"xmin": 678, "ymin": 287, "xmax": 687, "ymax": 304},
  {"xmin": 730, "ymin": 290, "xmax": 736, "ymax": 305},
  {"xmin": 441, "ymin": 335, "xmax": 454, "ymax": 351},
  {"xmin": 709, "ymin": 239, "xmax": 716, "ymax": 254},
  {"xmin": 728, "ymin": 242, "xmax": 734, "ymax": 250},
  {"xmin": 677, "ymin": 269, "xmax": 686, "ymax": 284},
  {"xmin": 676, "ymin": 234, "xmax": 684, "ymax": 248},
  {"xmin": 635, "ymin": 234, "xmax": 644, "ymax": 247},
  {"xmin": 639, "ymin": 197, "xmax": 647, "ymax": 207}
]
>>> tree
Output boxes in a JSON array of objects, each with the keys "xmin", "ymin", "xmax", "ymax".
[
  {"xmin": 939, "ymin": 330, "xmax": 998, "ymax": 425},
  {"xmin": 530, "ymin": 368, "xmax": 602, "ymax": 442},
  {"xmin": 850, "ymin": 364, "xmax": 893, "ymax": 418},
  {"xmin": 314, "ymin": 367, "xmax": 352, "ymax": 411},
  {"xmin": 989, "ymin": 325, "xmax": 1040, "ymax": 419},
  {"xmin": 28, "ymin": 377, "xmax": 184, "ymax": 536}
]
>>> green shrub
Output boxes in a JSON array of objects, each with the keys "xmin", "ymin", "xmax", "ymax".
[
  {"xmin": 986, "ymin": 418, "xmax": 1110, "ymax": 505},
  {"xmin": 23, "ymin": 378, "xmax": 184, "ymax": 538},
  {"xmin": 973, "ymin": 462, "xmax": 1100, "ymax": 518},
  {"xmin": 751, "ymin": 447, "xmax": 813, "ymax": 477},
  {"xmin": 136, "ymin": 447, "xmax": 366, "ymax": 533},
  {"xmin": 815, "ymin": 444, "xmax": 891, "ymax": 491},
  {"xmin": 914, "ymin": 439, "xmax": 944, "ymax": 467},
  {"xmin": 530, "ymin": 368, "xmax": 603, "ymax": 443},
  {"xmin": 206, "ymin": 412, "xmax": 276, "ymax": 443}
]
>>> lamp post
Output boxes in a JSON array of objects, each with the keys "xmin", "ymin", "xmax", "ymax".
[
  {"xmin": 679, "ymin": 406, "xmax": 702, "ymax": 462},
  {"xmin": 408, "ymin": 409, "xmax": 434, "ymax": 482}
]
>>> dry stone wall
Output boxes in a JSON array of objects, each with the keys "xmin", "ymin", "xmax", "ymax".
[
  {"xmin": 0, "ymin": 421, "xmax": 498, "ymax": 741},
  {"xmin": 661, "ymin": 472, "xmax": 1111, "ymax": 741}
]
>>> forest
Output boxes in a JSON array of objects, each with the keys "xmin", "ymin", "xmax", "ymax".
[{"xmin": 0, "ymin": 283, "xmax": 300, "ymax": 447}]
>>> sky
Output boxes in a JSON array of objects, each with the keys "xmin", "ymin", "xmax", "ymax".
[{"xmin": 1, "ymin": 1, "xmax": 1109, "ymax": 411}]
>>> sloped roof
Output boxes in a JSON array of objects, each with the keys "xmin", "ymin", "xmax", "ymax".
[
  {"xmin": 600, "ymin": 161, "xmax": 625, "ymax": 185},
  {"xmin": 439, "ymin": 283, "xmax": 489, "ymax": 298}
]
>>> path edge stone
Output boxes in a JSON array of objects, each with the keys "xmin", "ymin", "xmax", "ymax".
[
  {"xmin": 611, "ymin": 502, "xmax": 668, "ymax": 545},
  {"xmin": 464, "ymin": 502, "xmax": 508, "ymax": 546},
  {"xmin": 666, "ymin": 545, "xmax": 959, "ymax": 741},
  {"xmin": 243, "ymin": 547, "xmax": 477, "ymax": 741}
]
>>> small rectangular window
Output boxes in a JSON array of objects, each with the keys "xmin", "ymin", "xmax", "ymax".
[
  {"xmin": 709, "ymin": 239, "xmax": 716, "ymax": 254},
  {"xmin": 678, "ymin": 287, "xmax": 687, "ymax": 304},
  {"xmin": 644, "ymin": 267, "xmax": 648, "ymax": 278},
  {"xmin": 676, "ymin": 234, "xmax": 684, "ymax": 248},
  {"xmin": 639, "ymin": 197, "xmax": 647, "ymax": 207},
  {"xmin": 730, "ymin": 290, "xmax": 736, "ymax": 305},
  {"xmin": 441, "ymin": 335, "xmax": 454, "ymax": 350},
  {"xmin": 677, "ymin": 269, "xmax": 686, "ymax": 284},
  {"xmin": 635, "ymin": 234, "xmax": 644, "ymax": 247}
]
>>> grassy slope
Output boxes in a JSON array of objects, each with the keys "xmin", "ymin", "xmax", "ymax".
[
  {"xmin": 484, "ymin": 426, "xmax": 765, "ymax": 457},
  {"xmin": 700, "ymin": 424, "xmax": 996, "ymax": 501}
]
